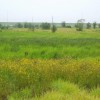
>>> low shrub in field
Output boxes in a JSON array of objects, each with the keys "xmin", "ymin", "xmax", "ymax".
[
  {"xmin": 8, "ymin": 80, "xmax": 100, "ymax": 100},
  {"xmin": 51, "ymin": 79, "xmax": 80, "ymax": 94},
  {"xmin": 34, "ymin": 80, "xmax": 100, "ymax": 100},
  {"xmin": 34, "ymin": 91, "xmax": 100, "ymax": 100},
  {"xmin": 0, "ymin": 58, "xmax": 100, "ymax": 99}
]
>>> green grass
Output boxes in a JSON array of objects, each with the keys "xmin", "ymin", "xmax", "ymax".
[
  {"xmin": 90, "ymin": 88, "xmax": 100, "ymax": 98},
  {"xmin": 0, "ymin": 28, "xmax": 100, "ymax": 59},
  {"xmin": 0, "ymin": 59, "xmax": 100, "ymax": 99},
  {"xmin": 8, "ymin": 80, "xmax": 100, "ymax": 100},
  {"xmin": 0, "ymin": 28, "xmax": 100, "ymax": 99}
]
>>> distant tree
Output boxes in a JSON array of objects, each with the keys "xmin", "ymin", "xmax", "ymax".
[
  {"xmin": 61, "ymin": 21, "xmax": 66, "ymax": 28},
  {"xmin": 0, "ymin": 24, "xmax": 2, "ymax": 29},
  {"xmin": 98, "ymin": 24, "xmax": 100, "ymax": 28},
  {"xmin": 0, "ymin": 24, "xmax": 2, "ymax": 32},
  {"xmin": 24, "ymin": 23, "xmax": 34, "ymax": 31},
  {"xmin": 29, "ymin": 23, "xmax": 35, "ymax": 31},
  {"xmin": 41, "ymin": 22, "xmax": 50, "ymax": 29},
  {"xmin": 0, "ymin": 25, "xmax": 8, "ymax": 30},
  {"xmin": 31, "ymin": 25, "xmax": 35, "ymax": 31},
  {"xmin": 0, "ymin": 24, "xmax": 9, "ymax": 30},
  {"xmin": 87, "ymin": 22, "xmax": 91, "ymax": 29},
  {"xmin": 76, "ymin": 19, "xmax": 85, "ymax": 31},
  {"xmin": 15, "ymin": 23, "xmax": 23, "ymax": 28},
  {"xmin": 24, "ymin": 22, "xmax": 29, "ymax": 28},
  {"xmin": 35, "ymin": 25, "xmax": 39, "ymax": 29},
  {"xmin": 66, "ymin": 26, "xmax": 72, "ymax": 28},
  {"xmin": 93, "ymin": 22, "xmax": 97, "ymax": 29},
  {"xmin": 75, "ymin": 24, "xmax": 78, "ymax": 28},
  {"xmin": 51, "ymin": 25, "xmax": 57, "ymax": 33},
  {"xmin": 28, "ymin": 23, "xmax": 32, "ymax": 29}
]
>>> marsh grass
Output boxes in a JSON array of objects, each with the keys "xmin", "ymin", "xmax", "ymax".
[
  {"xmin": 0, "ymin": 28, "xmax": 100, "ymax": 59},
  {"xmin": 0, "ymin": 28, "xmax": 100, "ymax": 99},
  {"xmin": 0, "ymin": 59, "xmax": 100, "ymax": 99},
  {"xmin": 8, "ymin": 80, "xmax": 100, "ymax": 100}
]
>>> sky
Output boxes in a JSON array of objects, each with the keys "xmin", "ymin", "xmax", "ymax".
[{"xmin": 0, "ymin": 0, "xmax": 100, "ymax": 23}]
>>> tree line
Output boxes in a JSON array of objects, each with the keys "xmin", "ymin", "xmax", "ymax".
[
  {"xmin": 0, "ymin": 20, "xmax": 100, "ymax": 32},
  {"xmin": 62, "ymin": 20, "xmax": 100, "ymax": 31}
]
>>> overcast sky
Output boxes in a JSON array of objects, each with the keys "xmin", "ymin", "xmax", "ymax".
[{"xmin": 0, "ymin": 0, "xmax": 100, "ymax": 23}]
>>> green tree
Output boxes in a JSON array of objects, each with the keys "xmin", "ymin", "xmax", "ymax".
[
  {"xmin": 15, "ymin": 23, "xmax": 23, "ymax": 28},
  {"xmin": 29, "ymin": 23, "xmax": 35, "ymax": 31},
  {"xmin": 24, "ymin": 23, "xmax": 29, "ymax": 28},
  {"xmin": 76, "ymin": 19, "xmax": 85, "ymax": 31},
  {"xmin": 61, "ymin": 21, "xmax": 66, "ymax": 28},
  {"xmin": 87, "ymin": 22, "xmax": 91, "ymax": 29},
  {"xmin": 35, "ymin": 25, "xmax": 39, "ymax": 29},
  {"xmin": 0, "ymin": 24, "xmax": 2, "ymax": 32},
  {"xmin": 98, "ymin": 24, "xmax": 100, "ymax": 28},
  {"xmin": 93, "ymin": 22, "xmax": 97, "ymax": 29},
  {"xmin": 41, "ymin": 22, "xmax": 50, "ymax": 30},
  {"xmin": 0, "ymin": 24, "xmax": 2, "ymax": 29},
  {"xmin": 51, "ymin": 25, "xmax": 57, "ymax": 33},
  {"xmin": 66, "ymin": 26, "xmax": 71, "ymax": 28}
]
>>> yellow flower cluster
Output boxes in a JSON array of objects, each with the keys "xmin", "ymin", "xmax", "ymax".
[{"xmin": 0, "ymin": 58, "xmax": 100, "ymax": 98}]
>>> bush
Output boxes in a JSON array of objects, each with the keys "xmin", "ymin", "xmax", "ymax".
[
  {"xmin": 15, "ymin": 23, "xmax": 23, "ymax": 28},
  {"xmin": 29, "ymin": 24, "xmax": 35, "ymax": 31},
  {"xmin": 98, "ymin": 24, "xmax": 100, "ymax": 28},
  {"xmin": 24, "ymin": 23, "xmax": 35, "ymax": 31},
  {"xmin": 51, "ymin": 25, "xmax": 57, "ymax": 33},
  {"xmin": 76, "ymin": 19, "xmax": 85, "ymax": 31},
  {"xmin": 87, "ymin": 22, "xmax": 91, "ymax": 29},
  {"xmin": 66, "ymin": 26, "xmax": 72, "ymax": 28},
  {"xmin": 61, "ymin": 21, "xmax": 66, "ymax": 28},
  {"xmin": 41, "ymin": 23, "xmax": 50, "ymax": 30},
  {"xmin": 93, "ymin": 22, "xmax": 97, "ymax": 29},
  {"xmin": 24, "ymin": 23, "xmax": 29, "ymax": 28},
  {"xmin": 0, "ymin": 24, "xmax": 2, "ymax": 29}
]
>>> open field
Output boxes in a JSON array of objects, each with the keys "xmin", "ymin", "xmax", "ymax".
[
  {"xmin": 0, "ymin": 28, "xmax": 100, "ymax": 99},
  {"xmin": 0, "ymin": 28, "xmax": 100, "ymax": 59}
]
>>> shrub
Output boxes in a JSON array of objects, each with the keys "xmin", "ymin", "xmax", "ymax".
[
  {"xmin": 35, "ymin": 25, "xmax": 39, "ymax": 29},
  {"xmin": 24, "ymin": 23, "xmax": 29, "ymax": 28},
  {"xmin": 61, "ymin": 21, "xmax": 66, "ymax": 28},
  {"xmin": 15, "ymin": 23, "xmax": 23, "ymax": 28},
  {"xmin": 51, "ymin": 25, "xmax": 57, "ymax": 33},
  {"xmin": 66, "ymin": 26, "xmax": 72, "ymax": 28},
  {"xmin": 29, "ymin": 24, "xmax": 35, "ymax": 31},
  {"xmin": 93, "ymin": 22, "xmax": 97, "ymax": 29},
  {"xmin": 51, "ymin": 80, "xmax": 80, "ymax": 94},
  {"xmin": 0, "ymin": 24, "xmax": 2, "ymax": 29},
  {"xmin": 87, "ymin": 22, "xmax": 91, "ymax": 29},
  {"xmin": 41, "ymin": 23, "xmax": 50, "ymax": 30},
  {"xmin": 98, "ymin": 24, "xmax": 100, "ymax": 28},
  {"xmin": 76, "ymin": 19, "xmax": 85, "ymax": 31}
]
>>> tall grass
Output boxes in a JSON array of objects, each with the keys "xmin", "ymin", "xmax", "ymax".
[
  {"xmin": 0, "ymin": 28, "xmax": 100, "ymax": 99},
  {"xmin": 8, "ymin": 80, "xmax": 100, "ymax": 100},
  {"xmin": 34, "ymin": 80, "xmax": 100, "ymax": 100},
  {"xmin": 0, "ymin": 28, "xmax": 100, "ymax": 59},
  {"xmin": 0, "ymin": 58, "xmax": 100, "ymax": 99}
]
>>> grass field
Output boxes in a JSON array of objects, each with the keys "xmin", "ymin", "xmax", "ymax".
[
  {"xmin": 0, "ymin": 28, "xmax": 100, "ymax": 59},
  {"xmin": 0, "ymin": 28, "xmax": 100, "ymax": 100}
]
